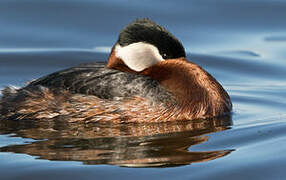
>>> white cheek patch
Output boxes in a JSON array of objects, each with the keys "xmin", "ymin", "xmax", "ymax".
[{"xmin": 115, "ymin": 42, "xmax": 164, "ymax": 72}]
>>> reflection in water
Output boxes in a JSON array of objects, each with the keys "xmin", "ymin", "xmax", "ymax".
[{"xmin": 0, "ymin": 116, "xmax": 233, "ymax": 167}]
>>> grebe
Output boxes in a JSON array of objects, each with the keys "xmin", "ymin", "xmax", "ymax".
[{"xmin": 0, "ymin": 19, "xmax": 232, "ymax": 123}]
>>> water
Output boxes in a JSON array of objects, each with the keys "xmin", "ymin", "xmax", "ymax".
[{"xmin": 0, "ymin": 0, "xmax": 286, "ymax": 179}]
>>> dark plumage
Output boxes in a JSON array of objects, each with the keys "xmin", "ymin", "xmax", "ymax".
[
  {"xmin": 28, "ymin": 63, "xmax": 173, "ymax": 103},
  {"xmin": 0, "ymin": 18, "xmax": 232, "ymax": 123},
  {"xmin": 118, "ymin": 18, "xmax": 186, "ymax": 59}
]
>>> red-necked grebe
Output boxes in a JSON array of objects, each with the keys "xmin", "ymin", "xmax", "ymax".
[{"xmin": 0, "ymin": 19, "xmax": 232, "ymax": 123}]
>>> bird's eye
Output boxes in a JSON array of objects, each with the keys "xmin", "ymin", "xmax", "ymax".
[{"xmin": 162, "ymin": 53, "xmax": 167, "ymax": 59}]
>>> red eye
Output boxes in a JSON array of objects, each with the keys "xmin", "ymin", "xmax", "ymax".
[{"xmin": 162, "ymin": 53, "xmax": 167, "ymax": 59}]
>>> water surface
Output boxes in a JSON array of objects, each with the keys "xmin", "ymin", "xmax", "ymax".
[{"xmin": 0, "ymin": 0, "xmax": 286, "ymax": 179}]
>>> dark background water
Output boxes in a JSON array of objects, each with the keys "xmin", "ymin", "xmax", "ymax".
[{"xmin": 1, "ymin": 0, "xmax": 286, "ymax": 179}]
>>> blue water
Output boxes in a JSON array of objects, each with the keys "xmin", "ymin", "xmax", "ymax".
[{"xmin": 1, "ymin": 0, "xmax": 286, "ymax": 179}]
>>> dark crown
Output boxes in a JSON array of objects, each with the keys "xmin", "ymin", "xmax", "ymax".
[{"xmin": 118, "ymin": 18, "xmax": 186, "ymax": 59}]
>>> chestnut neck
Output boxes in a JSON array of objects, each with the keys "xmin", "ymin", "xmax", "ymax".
[
  {"xmin": 107, "ymin": 49, "xmax": 231, "ymax": 116},
  {"xmin": 141, "ymin": 59, "xmax": 232, "ymax": 115},
  {"xmin": 141, "ymin": 59, "xmax": 204, "ymax": 101}
]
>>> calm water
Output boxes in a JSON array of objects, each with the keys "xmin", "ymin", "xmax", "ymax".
[{"xmin": 1, "ymin": 0, "xmax": 286, "ymax": 179}]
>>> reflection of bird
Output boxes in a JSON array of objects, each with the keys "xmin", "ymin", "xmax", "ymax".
[
  {"xmin": 0, "ymin": 18, "xmax": 232, "ymax": 123},
  {"xmin": 0, "ymin": 116, "xmax": 233, "ymax": 167}
]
